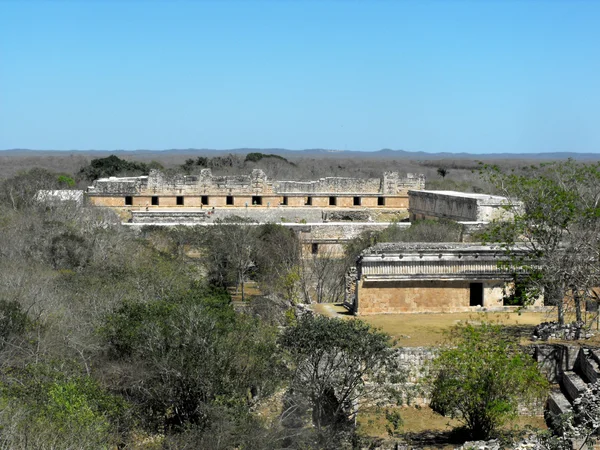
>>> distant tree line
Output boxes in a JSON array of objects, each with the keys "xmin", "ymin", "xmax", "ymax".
[
  {"xmin": 78, "ymin": 154, "xmax": 164, "ymax": 181},
  {"xmin": 180, "ymin": 152, "xmax": 295, "ymax": 174}
]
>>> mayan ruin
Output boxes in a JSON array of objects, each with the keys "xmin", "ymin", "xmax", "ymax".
[
  {"xmin": 86, "ymin": 169, "xmax": 426, "ymax": 209},
  {"xmin": 3, "ymin": 0, "xmax": 600, "ymax": 446}
]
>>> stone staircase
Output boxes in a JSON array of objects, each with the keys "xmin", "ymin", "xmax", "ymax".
[{"xmin": 546, "ymin": 347, "xmax": 600, "ymax": 428}]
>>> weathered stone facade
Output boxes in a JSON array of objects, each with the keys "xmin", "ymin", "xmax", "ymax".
[
  {"xmin": 36, "ymin": 190, "xmax": 85, "ymax": 206},
  {"xmin": 408, "ymin": 190, "xmax": 518, "ymax": 222},
  {"xmin": 351, "ymin": 242, "xmax": 541, "ymax": 315},
  {"xmin": 87, "ymin": 169, "xmax": 425, "ymax": 208}
]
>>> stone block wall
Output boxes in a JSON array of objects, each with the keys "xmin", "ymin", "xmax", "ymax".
[
  {"xmin": 275, "ymin": 177, "xmax": 381, "ymax": 194},
  {"xmin": 357, "ymin": 280, "xmax": 471, "ymax": 314},
  {"xmin": 383, "ymin": 346, "xmax": 543, "ymax": 415},
  {"xmin": 408, "ymin": 190, "xmax": 515, "ymax": 222},
  {"xmin": 89, "ymin": 170, "xmax": 425, "ymax": 199},
  {"xmin": 131, "ymin": 211, "xmax": 208, "ymax": 223},
  {"xmin": 356, "ymin": 280, "xmax": 506, "ymax": 315},
  {"xmin": 382, "ymin": 196, "xmax": 409, "ymax": 208}
]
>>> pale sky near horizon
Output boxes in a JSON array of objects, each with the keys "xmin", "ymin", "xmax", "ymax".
[{"xmin": 1, "ymin": 0, "xmax": 599, "ymax": 154}]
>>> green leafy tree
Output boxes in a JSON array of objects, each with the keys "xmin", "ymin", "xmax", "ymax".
[
  {"xmin": 482, "ymin": 160, "xmax": 600, "ymax": 325},
  {"xmin": 0, "ymin": 364, "xmax": 127, "ymax": 449},
  {"xmin": 280, "ymin": 315, "xmax": 406, "ymax": 433},
  {"xmin": 57, "ymin": 174, "xmax": 76, "ymax": 187},
  {"xmin": 428, "ymin": 322, "xmax": 549, "ymax": 440},
  {"xmin": 245, "ymin": 152, "xmax": 291, "ymax": 164},
  {"xmin": 78, "ymin": 155, "xmax": 150, "ymax": 181},
  {"xmin": 101, "ymin": 287, "xmax": 283, "ymax": 433}
]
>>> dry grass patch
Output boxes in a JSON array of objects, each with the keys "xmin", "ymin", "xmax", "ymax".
[
  {"xmin": 357, "ymin": 406, "xmax": 459, "ymax": 438},
  {"xmin": 228, "ymin": 281, "xmax": 263, "ymax": 302},
  {"xmin": 310, "ymin": 304, "xmax": 553, "ymax": 347},
  {"xmin": 357, "ymin": 406, "xmax": 546, "ymax": 449}
]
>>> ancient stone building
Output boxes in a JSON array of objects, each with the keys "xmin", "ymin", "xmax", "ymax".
[
  {"xmin": 408, "ymin": 190, "xmax": 517, "ymax": 222},
  {"xmin": 36, "ymin": 190, "xmax": 84, "ymax": 206},
  {"xmin": 348, "ymin": 242, "xmax": 541, "ymax": 315},
  {"xmin": 87, "ymin": 169, "xmax": 425, "ymax": 209}
]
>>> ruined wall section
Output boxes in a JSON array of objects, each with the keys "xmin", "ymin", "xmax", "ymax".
[
  {"xmin": 275, "ymin": 177, "xmax": 381, "ymax": 194},
  {"xmin": 88, "ymin": 169, "xmax": 425, "ymax": 197},
  {"xmin": 408, "ymin": 190, "xmax": 517, "ymax": 222},
  {"xmin": 275, "ymin": 172, "xmax": 424, "ymax": 194},
  {"xmin": 144, "ymin": 169, "xmax": 273, "ymax": 195},
  {"xmin": 381, "ymin": 172, "xmax": 425, "ymax": 195},
  {"xmin": 88, "ymin": 176, "xmax": 149, "ymax": 195}
]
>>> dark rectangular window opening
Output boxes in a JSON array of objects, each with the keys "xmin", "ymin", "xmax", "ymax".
[
  {"xmin": 329, "ymin": 196, "xmax": 336, "ymax": 206},
  {"xmin": 378, "ymin": 196, "xmax": 385, "ymax": 206},
  {"xmin": 505, "ymin": 283, "xmax": 525, "ymax": 306},
  {"xmin": 125, "ymin": 196, "xmax": 132, "ymax": 206},
  {"xmin": 470, "ymin": 283, "xmax": 484, "ymax": 306},
  {"xmin": 311, "ymin": 243, "xmax": 319, "ymax": 255},
  {"xmin": 252, "ymin": 196, "xmax": 262, "ymax": 205},
  {"xmin": 201, "ymin": 195, "xmax": 209, "ymax": 205},
  {"xmin": 151, "ymin": 196, "xmax": 159, "ymax": 206},
  {"xmin": 353, "ymin": 196, "xmax": 361, "ymax": 206},
  {"xmin": 176, "ymin": 196, "xmax": 184, "ymax": 206},
  {"xmin": 226, "ymin": 196, "xmax": 234, "ymax": 205},
  {"xmin": 282, "ymin": 196, "xmax": 288, "ymax": 206},
  {"xmin": 305, "ymin": 196, "xmax": 312, "ymax": 206}
]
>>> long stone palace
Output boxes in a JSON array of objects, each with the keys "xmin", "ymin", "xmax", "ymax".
[{"xmin": 87, "ymin": 169, "xmax": 425, "ymax": 209}]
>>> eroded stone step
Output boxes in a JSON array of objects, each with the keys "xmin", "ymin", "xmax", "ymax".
[
  {"xmin": 547, "ymin": 391, "xmax": 572, "ymax": 417},
  {"xmin": 590, "ymin": 348, "xmax": 600, "ymax": 366},
  {"xmin": 576, "ymin": 349, "xmax": 600, "ymax": 384},
  {"xmin": 562, "ymin": 371, "xmax": 588, "ymax": 403}
]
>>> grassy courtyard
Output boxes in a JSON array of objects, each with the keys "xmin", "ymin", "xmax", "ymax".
[
  {"xmin": 357, "ymin": 406, "xmax": 546, "ymax": 449},
  {"xmin": 310, "ymin": 303, "xmax": 553, "ymax": 346}
]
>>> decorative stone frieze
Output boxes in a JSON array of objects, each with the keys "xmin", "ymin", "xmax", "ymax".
[
  {"xmin": 351, "ymin": 243, "xmax": 538, "ymax": 314},
  {"xmin": 88, "ymin": 170, "xmax": 425, "ymax": 197}
]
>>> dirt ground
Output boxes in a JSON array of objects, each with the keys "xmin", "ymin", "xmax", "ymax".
[
  {"xmin": 357, "ymin": 406, "xmax": 546, "ymax": 449},
  {"xmin": 310, "ymin": 303, "xmax": 555, "ymax": 346}
]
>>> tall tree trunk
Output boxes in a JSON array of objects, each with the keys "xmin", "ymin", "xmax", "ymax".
[
  {"xmin": 574, "ymin": 290, "xmax": 583, "ymax": 339},
  {"xmin": 549, "ymin": 282, "xmax": 566, "ymax": 325},
  {"xmin": 241, "ymin": 270, "xmax": 245, "ymax": 302},
  {"xmin": 575, "ymin": 290, "xmax": 583, "ymax": 323}
]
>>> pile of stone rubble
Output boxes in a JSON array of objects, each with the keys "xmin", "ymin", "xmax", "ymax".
[{"xmin": 532, "ymin": 321, "xmax": 594, "ymax": 341}]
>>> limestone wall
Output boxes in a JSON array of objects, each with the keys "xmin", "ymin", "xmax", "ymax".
[
  {"xmin": 131, "ymin": 211, "xmax": 208, "ymax": 223},
  {"xmin": 274, "ymin": 172, "xmax": 424, "ymax": 195},
  {"xmin": 88, "ymin": 176, "xmax": 148, "ymax": 195},
  {"xmin": 275, "ymin": 177, "xmax": 380, "ymax": 194},
  {"xmin": 89, "ymin": 169, "xmax": 425, "ymax": 197},
  {"xmin": 145, "ymin": 169, "xmax": 274, "ymax": 195},
  {"xmin": 355, "ymin": 279, "xmax": 505, "ymax": 315},
  {"xmin": 381, "ymin": 346, "xmax": 544, "ymax": 414},
  {"xmin": 351, "ymin": 243, "xmax": 536, "ymax": 314},
  {"xmin": 408, "ymin": 190, "xmax": 515, "ymax": 222}
]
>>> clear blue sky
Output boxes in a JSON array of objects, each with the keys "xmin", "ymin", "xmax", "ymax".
[{"xmin": 1, "ymin": 0, "xmax": 599, "ymax": 153}]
